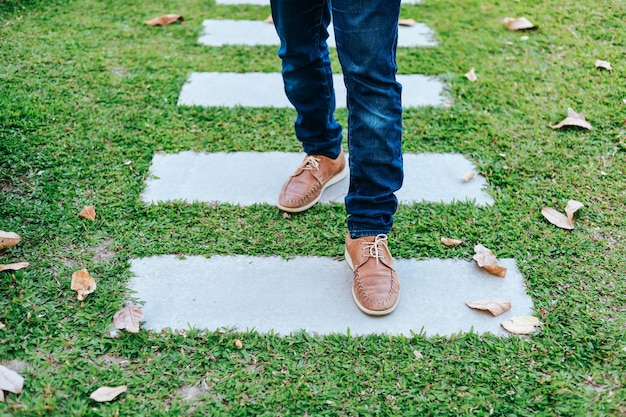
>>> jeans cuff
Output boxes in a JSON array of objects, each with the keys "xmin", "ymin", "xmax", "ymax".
[{"xmin": 349, "ymin": 230, "xmax": 390, "ymax": 239}]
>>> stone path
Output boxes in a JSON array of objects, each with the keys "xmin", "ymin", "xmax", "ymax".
[{"xmin": 129, "ymin": 1, "xmax": 534, "ymax": 337}]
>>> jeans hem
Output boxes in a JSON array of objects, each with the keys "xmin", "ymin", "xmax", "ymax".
[{"xmin": 348, "ymin": 230, "xmax": 391, "ymax": 239}]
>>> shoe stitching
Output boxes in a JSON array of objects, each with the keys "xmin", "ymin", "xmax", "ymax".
[{"xmin": 353, "ymin": 234, "xmax": 397, "ymax": 307}]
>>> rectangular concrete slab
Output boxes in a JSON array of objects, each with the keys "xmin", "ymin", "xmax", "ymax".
[
  {"xmin": 142, "ymin": 152, "xmax": 494, "ymax": 206},
  {"xmin": 177, "ymin": 72, "xmax": 448, "ymax": 108},
  {"xmin": 129, "ymin": 255, "xmax": 533, "ymax": 336},
  {"xmin": 198, "ymin": 20, "xmax": 437, "ymax": 47}
]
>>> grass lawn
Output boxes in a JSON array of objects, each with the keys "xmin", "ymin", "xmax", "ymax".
[{"xmin": 1, "ymin": 0, "xmax": 625, "ymax": 415}]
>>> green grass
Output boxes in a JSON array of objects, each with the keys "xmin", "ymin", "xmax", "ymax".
[{"xmin": 1, "ymin": 0, "xmax": 625, "ymax": 415}]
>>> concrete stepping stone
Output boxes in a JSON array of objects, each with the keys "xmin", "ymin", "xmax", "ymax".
[
  {"xmin": 129, "ymin": 255, "xmax": 533, "ymax": 336},
  {"xmin": 142, "ymin": 152, "xmax": 494, "ymax": 206},
  {"xmin": 198, "ymin": 20, "xmax": 437, "ymax": 47},
  {"xmin": 177, "ymin": 72, "xmax": 448, "ymax": 108}
]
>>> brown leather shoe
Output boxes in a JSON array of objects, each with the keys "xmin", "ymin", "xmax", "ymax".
[
  {"xmin": 345, "ymin": 233, "xmax": 400, "ymax": 316},
  {"xmin": 277, "ymin": 151, "xmax": 347, "ymax": 213}
]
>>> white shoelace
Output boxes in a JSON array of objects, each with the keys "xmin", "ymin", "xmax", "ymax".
[
  {"xmin": 362, "ymin": 234, "xmax": 388, "ymax": 265},
  {"xmin": 299, "ymin": 155, "xmax": 320, "ymax": 171}
]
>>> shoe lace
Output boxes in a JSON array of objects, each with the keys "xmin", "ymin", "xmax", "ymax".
[
  {"xmin": 299, "ymin": 155, "xmax": 320, "ymax": 171},
  {"xmin": 362, "ymin": 234, "xmax": 388, "ymax": 264}
]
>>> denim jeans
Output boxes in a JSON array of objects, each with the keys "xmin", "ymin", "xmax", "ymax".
[{"xmin": 270, "ymin": 0, "xmax": 403, "ymax": 238}]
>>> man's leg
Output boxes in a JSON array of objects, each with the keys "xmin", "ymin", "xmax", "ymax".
[
  {"xmin": 271, "ymin": 0, "xmax": 347, "ymax": 212},
  {"xmin": 332, "ymin": 0, "xmax": 403, "ymax": 315}
]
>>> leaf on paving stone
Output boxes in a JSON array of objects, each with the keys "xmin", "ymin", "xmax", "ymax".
[
  {"xmin": 144, "ymin": 14, "xmax": 184, "ymax": 26},
  {"xmin": 441, "ymin": 238, "xmax": 463, "ymax": 246},
  {"xmin": 500, "ymin": 315, "xmax": 541, "ymax": 335},
  {"xmin": 0, "ymin": 365, "xmax": 24, "ymax": 395},
  {"xmin": 595, "ymin": 60, "xmax": 612, "ymax": 71},
  {"xmin": 464, "ymin": 68, "xmax": 477, "ymax": 82},
  {"xmin": 550, "ymin": 107, "xmax": 592, "ymax": 130},
  {"xmin": 398, "ymin": 18, "xmax": 416, "ymax": 27},
  {"xmin": 0, "ymin": 262, "xmax": 29, "ymax": 272},
  {"xmin": 71, "ymin": 269, "xmax": 97, "ymax": 301},
  {"xmin": 264, "ymin": 15, "xmax": 273, "ymax": 24},
  {"xmin": 541, "ymin": 200, "xmax": 583, "ymax": 230},
  {"xmin": 79, "ymin": 205, "xmax": 96, "ymax": 220},
  {"xmin": 502, "ymin": 17, "xmax": 537, "ymax": 31},
  {"xmin": 473, "ymin": 244, "xmax": 507, "ymax": 278},
  {"xmin": 113, "ymin": 304, "xmax": 144, "ymax": 333},
  {"xmin": 90, "ymin": 385, "xmax": 127, "ymax": 402},
  {"xmin": 466, "ymin": 298, "xmax": 512, "ymax": 316},
  {"xmin": 462, "ymin": 171, "xmax": 475, "ymax": 182},
  {"xmin": 0, "ymin": 231, "xmax": 21, "ymax": 249}
]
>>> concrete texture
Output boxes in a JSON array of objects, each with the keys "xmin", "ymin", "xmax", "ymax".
[
  {"xmin": 177, "ymin": 72, "xmax": 447, "ymax": 108},
  {"xmin": 129, "ymin": 255, "xmax": 533, "ymax": 336},
  {"xmin": 198, "ymin": 20, "xmax": 437, "ymax": 47},
  {"xmin": 142, "ymin": 152, "xmax": 494, "ymax": 206}
]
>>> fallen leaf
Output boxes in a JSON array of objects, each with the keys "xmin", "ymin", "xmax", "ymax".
[
  {"xmin": 398, "ymin": 18, "xmax": 416, "ymax": 27},
  {"xmin": 113, "ymin": 304, "xmax": 144, "ymax": 333},
  {"xmin": 500, "ymin": 315, "xmax": 541, "ymax": 335},
  {"xmin": 502, "ymin": 17, "xmax": 537, "ymax": 31},
  {"xmin": 90, "ymin": 385, "xmax": 127, "ymax": 402},
  {"xmin": 550, "ymin": 107, "xmax": 592, "ymax": 130},
  {"xmin": 595, "ymin": 60, "xmax": 613, "ymax": 71},
  {"xmin": 541, "ymin": 200, "xmax": 583, "ymax": 230},
  {"xmin": 473, "ymin": 244, "xmax": 507, "ymax": 278},
  {"xmin": 462, "ymin": 171, "xmax": 475, "ymax": 182},
  {"xmin": 464, "ymin": 68, "xmax": 477, "ymax": 82},
  {"xmin": 0, "ymin": 322, "xmax": 4, "ymax": 330},
  {"xmin": 565, "ymin": 200, "xmax": 584, "ymax": 223},
  {"xmin": 441, "ymin": 238, "xmax": 463, "ymax": 246},
  {"xmin": 71, "ymin": 269, "xmax": 97, "ymax": 301},
  {"xmin": 466, "ymin": 298, "xmax": 512, "ymax": 316},
  {"xmin": 79, "ymin": 205, "xmax": 96, "ymax": 220},
  {"xmin": 0, "ymin": 365, "xmax": 24, "ymax": 395},
  {"xmin": 234, "ymin": 339, "xmax": 243, "ymax": 349},
  {"xmin": 264, "ymin": 15, "xmax": 273, "ymax": 24},
  {"xmin": 0, "ymin": 231, "xmax": 21, "ymax": 249},
  {"xmin": 0, "ymin": 262, "xmax": 29, "ymax": 272},
  {"xmin": 145, "ymin": 14, "xmax": 184, "ymax": 26}
]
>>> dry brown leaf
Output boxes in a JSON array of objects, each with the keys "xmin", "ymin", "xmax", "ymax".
[
  {"xmin": 441, "ymin": 238, "xmax": 463, "ymax": 246},
  {"xmin": 595, "ymin": 60, "xmax": 613, "ymax": 71},
  {"xmin": 464, "ymin": 68, "xmax": 477, "ymax": 82},
  {"xmin": 71, "ymin": 269, "xmax": 97, "ymax": 301},
  {"xmin": 0, "ymin": 262, "xmax": 29, "ymax": 272},
  {"xmin": 0, "ymin": 231, "xmax": 21, "ymax": 249},
  {"xmin": 500, "ymin": 315, "xmax": 541, "ymax": 335},
  {"xmin": 502, "ymin": 17, "xmax": 536, "ymax": 31},
  {"xmin": 473, "ymin": 244, "xmax": 507, "ymax": 278},
  {"xmin": 466, "ymin": 298, "xmax": 512, "ymax": 317},
  {"xmin": 234, "ymin": 339, "xmax": 243, "ymax": 349},
  {"xmin": 79, "ymin": 205, "xmax": 96, "ymax": 220},
  {"xmin": 144, "ymin": 14, "xmax": 184, "ymax": 26},
  {"xmin": 565, "ymin": 200, "xmax": 584, "ymax": 223},
  {"xmin": 90, "ymin": 385, "xmax": 127, "ymax": 402},
  {"xmin": 542, "ymin": 200, "xmax": 583, "ymax": 230},
  {"xmin": 398, "ymin": 18, "xmax": 416, "ymax": 27},
  {"xmin": 113, "ymin": 304, "xmax": 144, "ymax": 333},
  {"xmin": 0, "ymin": 365, "xmax": 24, "ymax": 395},
  {"xmin": 462, "ymin": 171, "xmax": 475, "ymax": 182},
  {"xmin": 550, "ymin": 107, "xmax": 592, "ymax": 130},
  {"xmin": 264, "ymin": 15, "xmax": 273, "ymax": 24}
]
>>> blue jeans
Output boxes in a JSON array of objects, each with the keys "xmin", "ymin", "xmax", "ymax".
[{"xmin": 270, "ymin": 0, "xmax": 404, "ymax": 238}]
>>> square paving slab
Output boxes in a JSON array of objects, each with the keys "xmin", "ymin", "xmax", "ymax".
[
  {"xmin": 142, "ymin": 152, "xmax": 494, "ymax": 207},
  {"xmin": 129, "ymin": 255, "xmax": 533, "ymax": 336},
  {"xmin": 177, "ymin": 72, "xmax": 448, "ymax": 108},
  {"xmin": 198, "ymin": 20, "xmax": 437, "ymax": 47}
]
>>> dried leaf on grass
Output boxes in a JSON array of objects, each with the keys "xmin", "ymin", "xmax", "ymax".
[
  {"xmin": 0, "ymin": 231, "xmax": 21, "ymax": 249},
  {"xmin": 145, "ymin": 14, "xmax": 184, "ymax": 26},
  {"xmin": 71, "ymin": 269, "xmax": 97, "ymax": 300},
  {"xmin": 473, "ymin": 244, "xmax": 507, "ymax": 278},
  {"xmin": 502, "ymin": 17, "xmax": 537, "ymax": 31},
  {"xmin": 466, "ymin": 298, "xmax": 512, "ymax": 316},
  {"xmin": 90, "ymin": 385, "xmax": 127, "ymax": 402},
  {"xmin": 113, "ymin": 304, "xmax": 144, "ymax": 333},
  {"xmin": 234, "ymin": 339, "xmax": 243, "ymax": 349},
  {"xmin": 0, "ymin": 322, "xmax": 5, "ymax": 330},
  {"xmin": 0, "ymin": 262, "xmax": 29, "ymax": 272},
  {"xmin": 550, "ymin": 108, "xmax": 592, "ymax": 130},
  {"xmin": 595, "ymin": 60, "xmax": 613, "ymax": 71},
  {"xmin": 79, "ymin": 205, "xmax": 96, "ymax": 220},
  {"xmin": 398, "ymin": 18, "xmax": 416, "ymax": 27},
  {"xmin": 0, "ymin": 365, "xmax": 24, "ymax": 397},
  {"xmin": 464, "ymin": 68, "xmax": 477, "ymax": 82},
  {"xmin": 441, "ymin": 238, "xmax": 463, "ymax": 246},
  {"xmin": 541, "ymin": 200, "xmax": 583, "ymax": 230},
  {"xmin": 500, "ymin": 315, "xmax": 541, "ymax": 335}
]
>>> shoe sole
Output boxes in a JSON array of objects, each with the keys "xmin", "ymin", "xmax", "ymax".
[
  {"xmin": 277, "ymin": 163, "xmax": 348, "ymax": 213},
  {"xmin": 344, "ymin": 247, "xmax": 399, "ymax": 316}
]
